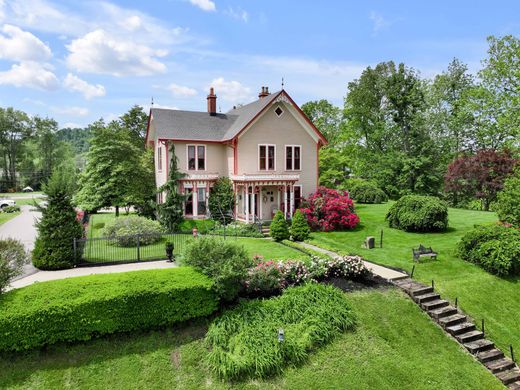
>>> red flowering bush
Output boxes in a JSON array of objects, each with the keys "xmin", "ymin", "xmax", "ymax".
[{"xmin": 300, "ymin": 187, "xmax": 360, "ymax": 232}]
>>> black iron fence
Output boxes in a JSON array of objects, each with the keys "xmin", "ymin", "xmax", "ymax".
[{"xmin": 73, "ymin": 231, "xmax": 239, "ymax": 266}]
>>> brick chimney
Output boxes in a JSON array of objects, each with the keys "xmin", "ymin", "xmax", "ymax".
[
  {"xmin": 207, "ymin": 87, "xmax": 217, "ymax": 115},
  {"xmin": 258, "ymin": 86, "xmax": 270, "ymax": 99}
]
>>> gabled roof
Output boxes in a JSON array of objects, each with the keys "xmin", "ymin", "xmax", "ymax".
[{"xmin": 147, "ymin": 90, "xmax": 327, "ymax": 144}]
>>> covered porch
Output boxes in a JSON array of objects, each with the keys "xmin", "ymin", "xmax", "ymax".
[{"xmin": 231, "ymin": 174, "xmax": 301, "ymax": 223}]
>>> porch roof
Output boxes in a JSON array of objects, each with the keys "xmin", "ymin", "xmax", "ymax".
[
  {"xmin": 230, "ymin": 174, "xmax": 300, "ymax": 185},
  {"xmin": 178, "ymin": 174, "xmax": 219, "ymax": 181}
]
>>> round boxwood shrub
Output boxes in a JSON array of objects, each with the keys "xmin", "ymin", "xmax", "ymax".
[
  {"xmin": 270, "ymin": 210, "xmax": 290, "ymax": 241},
  {"xmin": 102, "ymin": 215, "xmax": 164, "ymax": 247},
  {"xmin": 348, "ymin": 181, "xmax": 388, "ymax": 204},
  {"xmin": 457, "ymin": 224, "xmax": 520, "ymax": 276},
  {"xmin": 290, "ymin": 209, "xmax": 310, "ymax": 241},
  {"xmin": 385, "ymin": 195, "xmax": 448, "ymax": 232}
]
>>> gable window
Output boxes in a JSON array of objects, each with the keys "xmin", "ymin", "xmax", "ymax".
[
  {"xmin": 259, "ymin": 144, "xmax": 275, "ymax": 171},
  {"xmin": 285, "ymin": 145, "xmax": 301, "ymax": 171},
  {"xmin": 275, "ymin": 106, "xmax": 284, "ymax": 117},
  {"xmin": 187, "ymin": 145, "xmax": 206, "ymax": 170},
  {"xmin": 157, "ymin": 146, "xmax": 163, "ymax": 171}
]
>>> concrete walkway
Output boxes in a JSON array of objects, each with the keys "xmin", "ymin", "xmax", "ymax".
[
  {"xmin": 9, "ymin": 260, "xmax": 177, "ymax": 290},
  {"xmin": 0, "ymin": 205, "xmax": 40, "ymax": 279},
  {"xmin": 299, "ymin": 242, "xmax": 408, "ymax": 281}
]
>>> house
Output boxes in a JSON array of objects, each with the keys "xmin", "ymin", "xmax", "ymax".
[{"xmin": 145, "ymin": 86, "xmax": 327, "ymax": 222}]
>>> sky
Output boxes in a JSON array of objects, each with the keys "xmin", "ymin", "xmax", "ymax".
[{"xmin": 0, "ymin": 0, "xmax": 519, "ymax": 129}]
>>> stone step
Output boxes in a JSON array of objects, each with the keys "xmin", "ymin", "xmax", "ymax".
[
  {"xmin": 456, "ymin": 330, "xmax": 484, "ymax": 344},
  {"xmin": 429, "ymin": 306, "xmax": 458, "ymax": 319},
  {"xmin": 485, "ymin": 358, "xmax": 516, "ymax": 374},
  {"xmin": 496, "ymin": 368, "xmax": 520, "ymax": 386},
  {"xmin": 414, "ymin": 292, "xmax": 441, "ymax": 304},
  {"xmin": 509, "ymin": 381, "xmax": 520, "ymax": 390},
  {"xmin": 410, "ymin": 286, "xmax": 433, "ymax": 297},
  {"xmin": 464, "ymin": 339, "xmax": 495, "ymax": 354},
  {"xmin": 477, "ymin": 348, "xmax": 505, "ymax": 363},
  {"xmin": 446, "ymin": 322, "xmax": 476, "ymax": 336},
  {"xmin": 438, "ymin": 313, "xmax": 467, "ymax": 328},
  {"xmin": 421, "ymin": 299, "xmax": 449, "ymax": 311}
]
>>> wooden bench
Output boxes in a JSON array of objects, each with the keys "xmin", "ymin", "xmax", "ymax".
[{"xmin": 413, "ymin": 244, "xmax": 438, "ymax": 262}]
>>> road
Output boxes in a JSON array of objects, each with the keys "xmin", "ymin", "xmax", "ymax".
[{"xmin": 0, "ymin": 205, "xmax": 40, "ymax": 280}]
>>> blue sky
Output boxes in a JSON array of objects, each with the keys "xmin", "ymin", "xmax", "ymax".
[{"xmin": 0, "ymin": 0, "xmax": 518, "ymax": 128}]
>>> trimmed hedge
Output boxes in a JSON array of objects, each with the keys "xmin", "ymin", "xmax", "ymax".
[
  {"xmin": 206, "ymin": 283, "xmax": 356, "ymax": 380},
  {"xmin": 0, "ymin": 267, "xmax": 218, "ymax": 352},
  {"xmin": 386, "ymin": 195, "xmax": 449, "ymax": 232},
  {"xmin": 457, "ymin": 224, "xmax": 520, "ymax": 276}
]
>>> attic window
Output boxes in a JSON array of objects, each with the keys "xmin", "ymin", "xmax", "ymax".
[{"xmin": 275, "ymin": 106, "xmax": 284, "ymax": 117}]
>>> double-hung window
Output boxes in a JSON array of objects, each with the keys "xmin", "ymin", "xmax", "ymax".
[
  {"xmin": 157, "ymin": 146, "xmax": 163, "ymax": 171},
  {"xmin": 259, "ymin": 144, "xmax": 275, "ymax": 171},
  {"xmin": 285, "ymin": 145, "xmax": 301, "ymax": 170},
  {"xmin": 187, "ymin": 145, "xmax": 206, "ymax": 170}
]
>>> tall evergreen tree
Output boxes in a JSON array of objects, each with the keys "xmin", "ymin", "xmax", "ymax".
[{"xmin": 158, "ymin": 143, "xmax": 185, "ymax": 232}]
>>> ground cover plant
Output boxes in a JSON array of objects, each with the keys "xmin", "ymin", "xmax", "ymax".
[
  {"xmin": 458, "ymin": 224, "xmax": 520, "ymax": 276},
  {"xmin": 307, "ymin": 202, "xmax": 520, "ymax": 358},
  {"xmin": 0, "ymin": 267, "xmax": 217, "ymax": 352},
  {"xmin": 385, "ymin": 195, "xmax": 448, "ymax": 232},
  {"xmin": 206, "ymin": 283, "xmax": 356, "ymax": 380}
]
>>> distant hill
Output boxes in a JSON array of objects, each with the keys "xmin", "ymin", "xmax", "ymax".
[{"xmin": 57, "ymin": 127, "xmax": 92, "ymax": 154}]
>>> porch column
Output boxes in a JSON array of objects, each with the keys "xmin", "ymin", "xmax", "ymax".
[
  {"xmin": 234, "ymin": 183, "xmax": 238, "ymax": 220},
  {"xmin": 259, "ymin": 185, "xmax": 263, "ymax": 221},
  {"xmin": 193, "ymin": 182, "xmax": 198, "ymax": 217},
  {"xmin": 277, "ymin": 187, "xmax": 280, "ymax": 215},
  {"xmin": 206, "ymin": 182, "xmax": 210, "ymax": 217},
  {"xmin": 283, "ymin": 184, "xmax": 288, "ymax": 219},
  {"xmin": 245, "ymin": 185, "xmax": 249, "ymax": 223},
  {"xmin": 251, "ymin": 183, "xmax": 256, "ymax": 223},
  {"xmin": 290, "ymin": 184, "xmax": 295, "ymax": 217}
]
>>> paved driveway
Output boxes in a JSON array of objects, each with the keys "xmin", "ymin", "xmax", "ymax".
[{"xmin": 0, "ymin": 205, "xmax": 40, "ymax": 279}]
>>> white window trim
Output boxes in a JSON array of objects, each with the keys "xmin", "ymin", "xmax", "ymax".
[
  {"xmin": 285, "ymin": 145, "xmax": 302, "ymax": 171},
  {"xmin": 157, "ymin": 145, "xmax": 163, "ymax": 172},
  {"xmin": 258, "ymin": 144, "xmax": 276, "ymax": 171},
  {"xmin": 186, "ymin": 144, "xmax": 206, "ymax": 171}
]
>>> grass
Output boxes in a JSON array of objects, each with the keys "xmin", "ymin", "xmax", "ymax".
[
  {"xmin": 83, "ymin": 214, "xmax": 307, "ymax": 263},
  {"xmin": 308, "ymin": 202, "xmax": 520, "ymax": 358},
  {"xmin": 11, "ymin": 197, "xmax": 43, "ymax": 207},
  {"xmin": 0, "ymin": 211, "xmax": 20, "ymax": 226},
  {"xmin": 0, "ymin": 191, "xmax": 43, "ymax": 197},
  {"xmin": 0, "ymin": 289, "xmax": 502, "ymax": 389}
]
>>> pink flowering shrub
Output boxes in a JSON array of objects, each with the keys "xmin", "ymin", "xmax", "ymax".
[
  {"xmin": 309, "ymin": 255, "xmax": 369, "ymax": 280},
  {"xmin": 279, "ymin": 260, "xmax": 311, "ymax": 286},
  {"xmin": 300, "ymin": 187, "xmax": 360, "ymax": 232},
  {"xmin": 244, "ymin": 258, "xmax": 284, "ymax": 296}
]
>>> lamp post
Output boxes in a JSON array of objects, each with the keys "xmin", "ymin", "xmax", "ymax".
[{"xmin": 165, "ymin": 242, "xmax": 174, "ymax": 262}]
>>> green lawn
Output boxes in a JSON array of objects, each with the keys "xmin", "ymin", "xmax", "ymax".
[
  {"xmin": 308, "ymin": 202, "xmax": 520, "ymax": 358},
  {"xmin": 12, "ymin": 197, "xmax": 44, "ymax": 207},
  {"xmin": 0, "ymin": 192, "xmax": 43, "ymax": 197},
  {"xmin": 0, "ymin": 211, "xmax": 20, "ymax": 226},
  {"xmin": 0, "ymin": 288, "xmax": 501, "ymax": 389},
  {"xmin": 83, "ymin": 214, "xmax": 307, "ymax": 263}
]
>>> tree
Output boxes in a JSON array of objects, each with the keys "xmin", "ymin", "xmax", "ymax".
[
  {"xmin": 126, "ymin": 148, "xmax": 157, "ymax": 218},
  {"xmin": 301, "ymin": 100, "xmax": 344, "ymax": 143},
  {"xmin": 290, "ymin": 209, "xmax": 310, "ymax": 241},
  {"xmin": 76, "ymin": 120, "xmax": 142, "ymax": 216},
  {"xmin": 269, "ymin": 210, "xmax": 290, "ymax": 241},
  {"xmin": 208, "ymin": 177, "xmax": 235, "ymax": 224},
  {"xmin": 496, "ymin": 167, "xmax": 520, "ymax": 227},
  {"xmin": 119, "ymin": 105, "xmax": 148, "ymax": 148},
  {"xmin": 158, "ymin": 143, "xmax": 185, "ymax": 232},
  {"xmin": 32, "ymin": 168, "xmax": 83, "ymax": 270},
  {"xmin": 444, "ymin": 149, "xmax": 517, "ymax": 210}
]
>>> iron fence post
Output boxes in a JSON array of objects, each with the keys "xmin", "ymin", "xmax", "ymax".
[
  {"xmin": 137, "ymin": 234, "xmax": 140, "ymax": 261},
  {"xmin": 73, "ymin": 238, "xmax": 77, "ymax": 265}
]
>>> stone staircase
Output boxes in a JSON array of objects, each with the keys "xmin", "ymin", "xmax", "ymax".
[
  {"xmin": 261, "ymin": 225, "xmax": 270, "ymax": 237},
  {"xmin": 393, "ymin": 277, "xmax": 520, "ymax": 389}
]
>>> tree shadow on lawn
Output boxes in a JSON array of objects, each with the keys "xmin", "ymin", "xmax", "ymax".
[{"xmin": 0, "ymin": 319, "xmax": 209, "ymax": 388}]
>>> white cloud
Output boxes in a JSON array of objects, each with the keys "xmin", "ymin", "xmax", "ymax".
[
  {"xmin": 209, "ymin": 77, "xmax": 252, "ymax": 103},
  {"xmin": 189, "ymin": 0, "xmax": 216, "ymax": 12},
  {"xmin": 0, "ymin": 24, "xmax": 52, "ymax": 61},
  {"xmin": 0, "ymin": 61, "xmax": 59, "ymax": 90},
  {"xmin": 121, "ymin": 15, "xmax": 142, "ymax": 31},
  {"xmin": 224, "ymin": 7, "xmax": 248, "ymax": 22},
  {"xmin": 66, "ymin": 29, "xmax": 167, "ymax": 76},
  {"xmin": 64, "ymin": 73, "xmax": 106, "ymax": 99},
  {"xmin": 166, "ymin": 83, "xmax": 197, "ymax": 97},
  {"xmin": 53, "ymin": 106, "xmax": 89, "ymax": 116}
]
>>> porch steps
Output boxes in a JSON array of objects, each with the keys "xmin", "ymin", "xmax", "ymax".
[
  {"xmin": 393, "ymin": 277, "xmax": 520, "ymax": 388},
  {"xmin": 261, "ymin": 226, "xmax": 270, "ymax": 237}
]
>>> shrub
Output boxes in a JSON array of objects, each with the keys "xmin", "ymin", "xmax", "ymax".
[
  {"xmin": 290, "ymin": 209, "xmax": 310, "ymax": 241},
  {"xmin": 208, "ymin": 177, "xmax": 235, "ymax": 224},
  {"xmin": 300, "ymin": 187, "xmax": 360, "ymax": 232},
  {"xmin": 279, "ymin": 260, "xmax": 311, "ymax": 286},
  {"xmin": 457, "ymin": 224, "xmax": 520, "ymax": 276},
  {"xmin": 348, "ymin": 181, "xmax": 388, "ymax": 204},
  {"xmin": 385, "ymin": 195, "xmax": 448, "ymax": 232},
  {"xmin": 496, "ymin": 168, "xmax": 520, "ymax": 227},
  {"xmin": 0, "ymin": 267, "xmax": 218, "ymax": 352},
  {"xmin": 270, "ymin": 210, "xmax": 290, "ymax": 241},
  {"xmin": 244, "ymin": 260, "xmax": 284, "ymax": 296},
  {"xmin": 308, "ymin": 255, "xmax": 369, "ymax": 281},
  {"xmin": 0, "ymin": 239, "xmax": 28, "ymax": 294},
  {"xmin": 178, "ymin": 219, "xmax": 215, "ymax": 234},
  {"xmin": 32, "ymin": 169, "xmax": 83, "ymax": 270},
  {"xmin": 182, "ymin": 236, "xmax": 252, "ymax": 301},
  {"xmin": 102, "ymin": 215, "xmax": 164, "ymax": 246},
  {"xmin": 2, "ymin": 205, "xmax": 20, "ymax": 213},
  {"xmin": 206, "ymin": 283, "xmax": 356, "ymax": 380}
]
